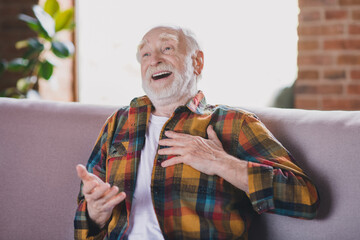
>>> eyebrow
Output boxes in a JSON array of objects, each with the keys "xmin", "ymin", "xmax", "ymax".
[
  {"xmin": 159, "ymin": 33, "xmax": 179, "ymax": 43},
  {"xmin": 137, "ymin": 33, "xmax": 179, "ymax": 52}
]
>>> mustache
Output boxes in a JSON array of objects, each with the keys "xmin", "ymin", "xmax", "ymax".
[{"xmin": 145, "ymin": 64, "xmax": 175, "ymax": 79}]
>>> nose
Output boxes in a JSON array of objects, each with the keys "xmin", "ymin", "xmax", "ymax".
[{"xmin": 150, "ymin": 51, "xmax": 162, "ymax": 66}]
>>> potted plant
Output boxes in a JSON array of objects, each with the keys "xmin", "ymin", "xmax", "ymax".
[{"xmin": 0, "ymin": 0, "xmax": 75, "ymax": 98}]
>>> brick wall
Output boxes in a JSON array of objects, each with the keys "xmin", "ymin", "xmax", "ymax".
[
  {"xmin": 0, "ymin": 0, "xmax": 75, "ymax": 101},
  {"xmin": 0, "ymin": 0, "xmax": 37, "ymax": 90},
  {"xmin": 296, "ymin": 0, "xmax": 360, "ymax": 110}
]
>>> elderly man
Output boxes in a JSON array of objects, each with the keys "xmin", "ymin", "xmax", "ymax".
[{"xmin": 74, "ymin": 26, "xmax": 319, "ymax": 240}]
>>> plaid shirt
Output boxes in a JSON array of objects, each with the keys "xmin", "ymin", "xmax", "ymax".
[{"xmin": 74, "ymin": 91, "xmax": 319, "ymax": 240}]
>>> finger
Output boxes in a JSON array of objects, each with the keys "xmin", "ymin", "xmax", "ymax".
[
  {"xmin": 83, "ymin": 180, "xmax": 100, "ymax": 195},
  {"xmin": 158, "ymin": 146, "xmax": 185, "ymax": 156},
  {"xmin": 101, "ymin": 186, "xmax": 120, "ymax": 203},
  {"xmin": 89, "ymin": 182, "xmax": 111, "ymax": 201},
  {"xmin": 207, "ymin": 125, "xmax": 222, "ymax": 145},
  {"xmin": 77, "ymin": 164, "xmax": 105, "ymax": 184},
  {"xmin": 76, "ymin": 164, "xmax": 93, "ymax": 182},
  {"xmin": 158, "ymin": 138, "xmax": 186, "ymax": 147},
  {"xmin": 103, "ymin": 192, "xmax": 127, "ymax": 210},
  {"xmin": 164, "ymin": 131, "xmax": 189, "ymax": 139},
  {"xmin": 161, "ymin": 156, "xmax": 184, "ymax": 168}
]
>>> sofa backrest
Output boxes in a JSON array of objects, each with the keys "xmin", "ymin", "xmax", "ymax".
[
  {"xmin": 0, "ymin": 98, "xmax": 360, "ymax": 240},
  {"xmin": 246, "ymin": 106, "xmax": 360, "ymax": 240},
  {"xmin": 0, "ymin": 98, "xmax": 116, "ymax": 240}
]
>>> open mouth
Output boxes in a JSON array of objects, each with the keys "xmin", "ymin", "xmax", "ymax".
[{"xmin": 152, "ymin": 71, "xmax": 172, "ymax": 80}]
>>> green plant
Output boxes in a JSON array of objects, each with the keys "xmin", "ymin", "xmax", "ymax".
[
  {"xmin": 0, "ymin": 0, "xmax": 75, "ymax": 98},
  {"xmin": 271, "ymin": 82, "xmax": 295, "ymax": 108}
]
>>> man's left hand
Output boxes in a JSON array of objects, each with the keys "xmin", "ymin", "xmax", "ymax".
[{"xmin": 158, "ymin": 125, "xmax": 226, "ymax": 176}]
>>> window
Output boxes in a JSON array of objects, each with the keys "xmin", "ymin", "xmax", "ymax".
[{"xmin": 76, "ymin": 0, "xmax": 298, "ymax": 107}]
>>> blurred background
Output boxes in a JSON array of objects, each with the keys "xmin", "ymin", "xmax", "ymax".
[{"xmin": 1, "ymin": 0, "xmax": 360, "ymax": 110}]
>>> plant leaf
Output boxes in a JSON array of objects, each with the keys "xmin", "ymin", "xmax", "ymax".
[
  {"xmin": 22, "ymin": 58, "xmax": 38, "ymax": 74},
  {"xmin": 15, "ymin": 40, "xmax": 29, "ymax": 49},
  {"xmin": 33, "ymin": 5, "xmax": 55, "ymax": 38},
  {"xmin": 28, "ymin": 38, "xmax": 44, "ymax": 49},
  {"xmin": 16, "ymin": 78, "xmax": 31, "ymax": 92},
  {"xmin": 38, "ymin": 60, "xmax": 54, "ymax": 80},
  {"xmin": 67, "ymin": 22, "xmax": 76, "ymax": 31},
  {"xmin": 18, "ymin": 14, "xmax": 37, "ymax": 25},
  {"xmin": 18, "ymin": 14, "xmax": 50, "ymax": 39},
  {"xmin": 7, "ymin": 58, "xmax": 29, "ymax": 72},
  {"xmin": 18, "ymin": 14, "xmax": 42, "ymax": 33},
  {"xmin": 23, "ymin": 38, "xmax": 45, "ymax": 58},
  {"xmin": 1, "ymin": 87, "xmax": 25, "ymax": 98},
  {"xmin": 51, "ymin": 41, "xmax": 74, "ymax": 58},
  {"xmin": 55, "ymin": 8, "xmax": 74, "ymax": 32},
  {"xmin": 44, "ymin": 0, "xmax": 60, "ymax": 17}
]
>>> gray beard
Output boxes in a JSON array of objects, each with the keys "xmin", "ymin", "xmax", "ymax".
[{"xmin": 142, "ymin": 58, "xmax": 197, "ymax": 106}]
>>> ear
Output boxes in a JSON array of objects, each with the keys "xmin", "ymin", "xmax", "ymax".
[{"xmin": 192, "ymin": 50, "xmax": 204, "ymax": 76}]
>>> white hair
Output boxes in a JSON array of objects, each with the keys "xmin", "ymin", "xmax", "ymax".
[{"xmin": 178, "ymin": 26, "xmax": 201, "ymax": 57}]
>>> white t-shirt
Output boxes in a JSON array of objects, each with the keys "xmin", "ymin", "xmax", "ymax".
[{"xmin": 126, "ymin": 114, "xmax": 168, "ymax": 240}]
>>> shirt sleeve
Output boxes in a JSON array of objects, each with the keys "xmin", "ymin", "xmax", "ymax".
[
  {"xmin": 238, "ymin": 113, "xmax": 320, "ymax": 219},
  {"xmin": 74, "ymin": 112, "xmax": 117, "ymax": 240}
]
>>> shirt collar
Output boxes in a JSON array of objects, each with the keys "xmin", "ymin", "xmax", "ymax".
[
  {"xmin": 130, "ymin": 90, "xmax": 212, "ymax": 115},
  {"xmin": 185, "ymin": 91, "xmax": 209, "ymax": 114}
]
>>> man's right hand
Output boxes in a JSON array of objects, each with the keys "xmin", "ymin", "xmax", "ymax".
[{"xmin": 76, "ymin": 164, "xmax": 126, "ymax": 229}]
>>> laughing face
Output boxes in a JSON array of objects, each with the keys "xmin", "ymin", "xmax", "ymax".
[{"xmin": 138, "ymin": 27, "xmax": 197, "ymax": 106}]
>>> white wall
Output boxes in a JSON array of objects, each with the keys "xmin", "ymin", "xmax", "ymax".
[{"xmin": 77, "ymin": 0, "xmax": 298, "ymax": 107}]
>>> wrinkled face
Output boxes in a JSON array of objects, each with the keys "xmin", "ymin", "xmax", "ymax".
[{"xmin": 138, "ymin": 27, "xmax": 195, "ymax": 104}]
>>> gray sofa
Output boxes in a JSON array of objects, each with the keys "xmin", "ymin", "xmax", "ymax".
[{"xmin": 0, "ymin": 97, "xmax": 359, "ymax": 240}]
